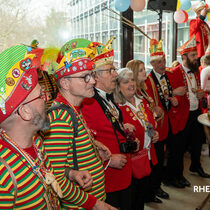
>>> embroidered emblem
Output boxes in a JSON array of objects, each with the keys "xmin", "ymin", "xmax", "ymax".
[
  {"xmin": 72, "ymin": 66, "xmax": 77, "ymax": 71},
  {"xmin": 21, "ymin": 82, "xmax": 32, "ymax": 91},
  {"xmin": 12, "ymin": 69, "xmax": 20, "ymax": 78},
  {"xmin": 6, "ymin": 77, "xmax": 15, "ymax": 86},
  {"xmin": 71, "ymin": 41, "xmax": 77, "ymax": 49},
  {"xmin": 20, "ymin": 58, "xmax": 32, "ymax": 71},
  {"xmin": 23, "ymin": 75, "xmax": 32, "ymax": 85}
]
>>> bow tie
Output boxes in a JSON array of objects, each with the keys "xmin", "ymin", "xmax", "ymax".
[
  {"xmin": 187, "ymin": 70, "xmax": 192, "ymax": 74},
  {"xmin": 160, "ymin": 74, "xmax": 166, "ymax": 80},
  {"xmin": 106, "ymin": 93, "xmax": 114, "ymax": 101}
]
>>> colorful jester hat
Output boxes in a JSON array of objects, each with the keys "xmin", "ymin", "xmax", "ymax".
[
  {"xmin": 0, "ymin": 45, "xmax": 38, "ymax": 123},
  {"xmin": 177, "ymin": 36, "xmax": 197, "ymax": 55},
  {"xmin": 87, "ymin": 36, "xmax": 115, "ymax": 69},
  {"xmin": 149, "ymin": 39, "xmax": 165, "ymax": 61},
  {"xmin": 54, "ymin": 38, "xmax": 95, "ymax": 81}
]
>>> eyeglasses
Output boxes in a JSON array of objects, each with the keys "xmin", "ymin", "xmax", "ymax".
[
  {"xmin": 64, "ymin": 71, "xmax": 96, "ymax": 83},
  {"xmin": 16, "ymin": 91, "xmax": 48, "ymax": 115},
  {"xmin": 97, "ymin": 67, "xmax": 117, "ymax": 74}
]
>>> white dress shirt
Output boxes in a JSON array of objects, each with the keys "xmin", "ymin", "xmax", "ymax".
[
  {"xmin": 201, "ymin": 65, "xmax": 210, "ymax": 91},
  {"xmin": 95, "ymin": 88, "xmax": 119, "ymax": 115},
  {"xmin": 182, "ymin": 64, "xmax": 199, "ymax": 111},
  {"xmin": 124, "ymin": 95, "xmax": 151, "ymax": 159}
]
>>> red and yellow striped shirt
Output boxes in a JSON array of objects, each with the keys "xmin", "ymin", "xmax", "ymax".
[{"xmin": 44, "ymin": 93, "xmax": 106, "ymax": 210}]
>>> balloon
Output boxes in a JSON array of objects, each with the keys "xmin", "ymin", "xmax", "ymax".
[
  {"xmin": 174, "ymin": 9, "xmax": 186, "ymax": 23},
  {"xmin": 183, "ymin": 10, "xmax": 188, "ymax": 23},
  {"xmin": 205, "ymin": 15, "xmax": 208, "ymax": 22},
  {"xmin": 130, "ymin": 0, "xmax": 145, "ymax": 12},
  {"xmin": 177, "ymin": 0, "xmax": 181, "ymax": 10},
  {"xmin": 114, "ymin": 0, "xmax": 130, "ymax": 12},
  {"xmin": 206, "ymin": 4, "xmax": 209, "ymax": 9},
  {"xmin": 185, "ymin": 7, "xmax": 191, "ymax": 13},
  {"xmin": 208, "ymin": 13, "xmax": 210, "ymax": 21},
  {"xmin": 187, "ymin": 8, "xmax": 196, "ymax": 19},
  {"xmin": 180, "ymin": 0, "xmax": 191, "ymax": 11}
]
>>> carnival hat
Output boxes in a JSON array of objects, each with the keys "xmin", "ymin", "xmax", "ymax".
[
  {"xmin": 149, "ymin": 39, "xmax": 165, "ymax": 61},
  {"xmin": 88, "ymin": 37, "xmax": 115, "ymax": 69},
  {"xmin": 193, "ymin": 1, "xmax": 206, "ymax": 13},
  {"xmin": 0, "ymin": 45, "xmax": 38, "ymax": 123},
  {"xmin": 177, "ymin": 36, "xmax": 197, "ymax": 55},
  {"xmin": 54, "ymin": 38, "xmax": 95, "ymax": 81}
]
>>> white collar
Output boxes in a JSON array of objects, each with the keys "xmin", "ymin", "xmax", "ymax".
[
  {"xmin": 152, "ymin": 69, "xmax": 165, "ymax": 80},
  {"xmin": 96, "ymin": 88, "xmax": 109, "ymax": 99},
  {"xmin": 124, "ymin": 95, "xmax": 142, "ymax": 111},
  {"xmin": 182, "ymin": 64, "xmax": 191, "ymax": 73}
]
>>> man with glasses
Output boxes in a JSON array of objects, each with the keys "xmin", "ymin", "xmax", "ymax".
[
  {"xmin": 81, "ymin": 38, "xmax": 135, "ymax": 210},
  {"xmin": 0, "ymin": 45, "xmax": 63, "ymax": 209},
  {"xmin": 43, "ymin": 39, "xmax": 116, "ymax": 210}
]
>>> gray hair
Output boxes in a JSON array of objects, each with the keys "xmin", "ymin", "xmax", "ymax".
[{"xmin": 114, "ymin": 68, "xmax": 133, "ymax": 105}]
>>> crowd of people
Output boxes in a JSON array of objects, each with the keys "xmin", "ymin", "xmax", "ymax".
[{"xmin": 0, "ymin": 1, "xmax": 210, "ymax": 210}]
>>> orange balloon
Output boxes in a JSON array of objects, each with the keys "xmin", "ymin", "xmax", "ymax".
[{"xmin": 130, "ymin": 0, "xmax": 146, "ymax": 12}]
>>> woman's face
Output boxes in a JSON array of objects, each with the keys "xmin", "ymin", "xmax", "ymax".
[
  {"xmin": 137, "ymin": 63, "xmax": 147, "ymax": 82},
  {"xmin": 119, "ymin": 75, "xmax": 136, "ymax": 100}
]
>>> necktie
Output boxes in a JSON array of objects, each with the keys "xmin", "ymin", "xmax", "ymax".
[
  {"xmin": 106, "ymin": 93, "xmax": 114, "ymax": 101},
  {"xmin": 187, "ymin": 70, "xmax": 192, "ymax": 74},
  {"xmin": 160, "ymin": 74, "xmax": 166, "ymax": 80}
]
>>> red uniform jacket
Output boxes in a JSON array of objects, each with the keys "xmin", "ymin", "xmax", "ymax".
[
  {"xmin": 171, "ymin": 64, "xmax": 190, "ymax": 131},
  {"xmin": 119, "ymin": 100, "xmax": 158, "ymax": 167},
  {"xmin": 81, "ymin": 97, "xmax": 132, "ymax": 193},
  {"xmin": 189, "ymin": 17, "xmax": 210, "ymax": 58},
  {"xmin": 145, "ymin": 70, "xmax": 183, "ymax": 140}
]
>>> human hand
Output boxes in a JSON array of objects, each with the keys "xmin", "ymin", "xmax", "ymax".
[
  {"xmin": 152, "ymin": 131, "xmax": 159, "ymax": 143},
  {"xmin": 170, "ymin": 97, "xmax": 178, "ymax": 107},
  {"xmin": 201, "ymin": 8, "xmax": 208, "ymax": 17},
  {"xmin": 153, "ymin": 106, "xmax": 164, "ymax": 118},
  {"xmin": 95, "ymin": 140, "xmax": 111, "ymax": 163},
  {"xmin": 124, "ymin": 123, "xmax": 136, "ymax": 133},
  {"xmin": 196, "ymin": 89, "xmax": 205, "ymax": 100},
  {"xmin": 134, "ymin": 138, "xmax": 140, "ymax": 152},
  {"xmin": 69, "ymin": 170, "xmax": 93, "ymax": 189},
  {"xmin": 173, "ymin": 86, "xmax": 186, "ymax": 96},
  {"xmin": 109, "ymin": 154, "xmax": 127, "ymax": 169}
]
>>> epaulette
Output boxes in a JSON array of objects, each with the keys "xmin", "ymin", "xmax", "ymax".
[{"xmin": 165, "ymin": 67, "xmax": 173, "ymax": 73}]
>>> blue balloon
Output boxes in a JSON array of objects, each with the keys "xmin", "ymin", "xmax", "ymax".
[
  {"xmin": 180, "ymin": 0, "xmax": 191, "ymax": 11},
  {"xmin": 114, "ymin": 0, "xmax": 130, "ymax": 12},
  {"xmin": 204, "ymin": 15, "xmax": 208, "ymax": 22}
]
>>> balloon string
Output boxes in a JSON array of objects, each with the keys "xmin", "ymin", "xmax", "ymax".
[{"xmin": 106, "ymin": 7, "xmax": 151, "ymax": 40}]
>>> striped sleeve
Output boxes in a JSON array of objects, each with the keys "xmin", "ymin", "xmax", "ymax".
[
  {"xmin": 44, "ymin": 110, "xmax": 97, "ymax": 210},
  {"xmin": 0, "ymin": 163, "xmax": 14, "ymax": 210}
]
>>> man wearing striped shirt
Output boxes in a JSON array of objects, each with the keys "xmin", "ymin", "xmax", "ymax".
[
  {"xmin": 0, "ymin": 45, "xmax": 62, "ymax": 209},
  {"xmin": 43, "ymin": 39, "xmax": 116, "ymax": 210}
]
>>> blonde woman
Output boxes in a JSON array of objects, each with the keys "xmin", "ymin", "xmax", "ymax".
[
  {"xmin": 114, "ymin": 68, "xmax": 161, "ymax": 208},
  {"xmin": 126, "ymin": 60, "xmax": 163, "ymax": 119}
]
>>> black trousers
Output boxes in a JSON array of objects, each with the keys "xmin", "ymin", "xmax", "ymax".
[
  {"xmin": 151, "ymin": 140, "xmax": 166, "ymax": 190},
  {"xmin": 131, "ymin": 172, "xmax": 155, "ymax": 210},
  {"xmin": 182, "ymin": 109, "xmax": 204, "ymax": 170},
  {"xmin": 106, "ymin": 184, "xmax": 132, "ymax": 210},
  {"xmin": 166, "ymin": 128, "xmax": 184, "ymax": 180}
]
